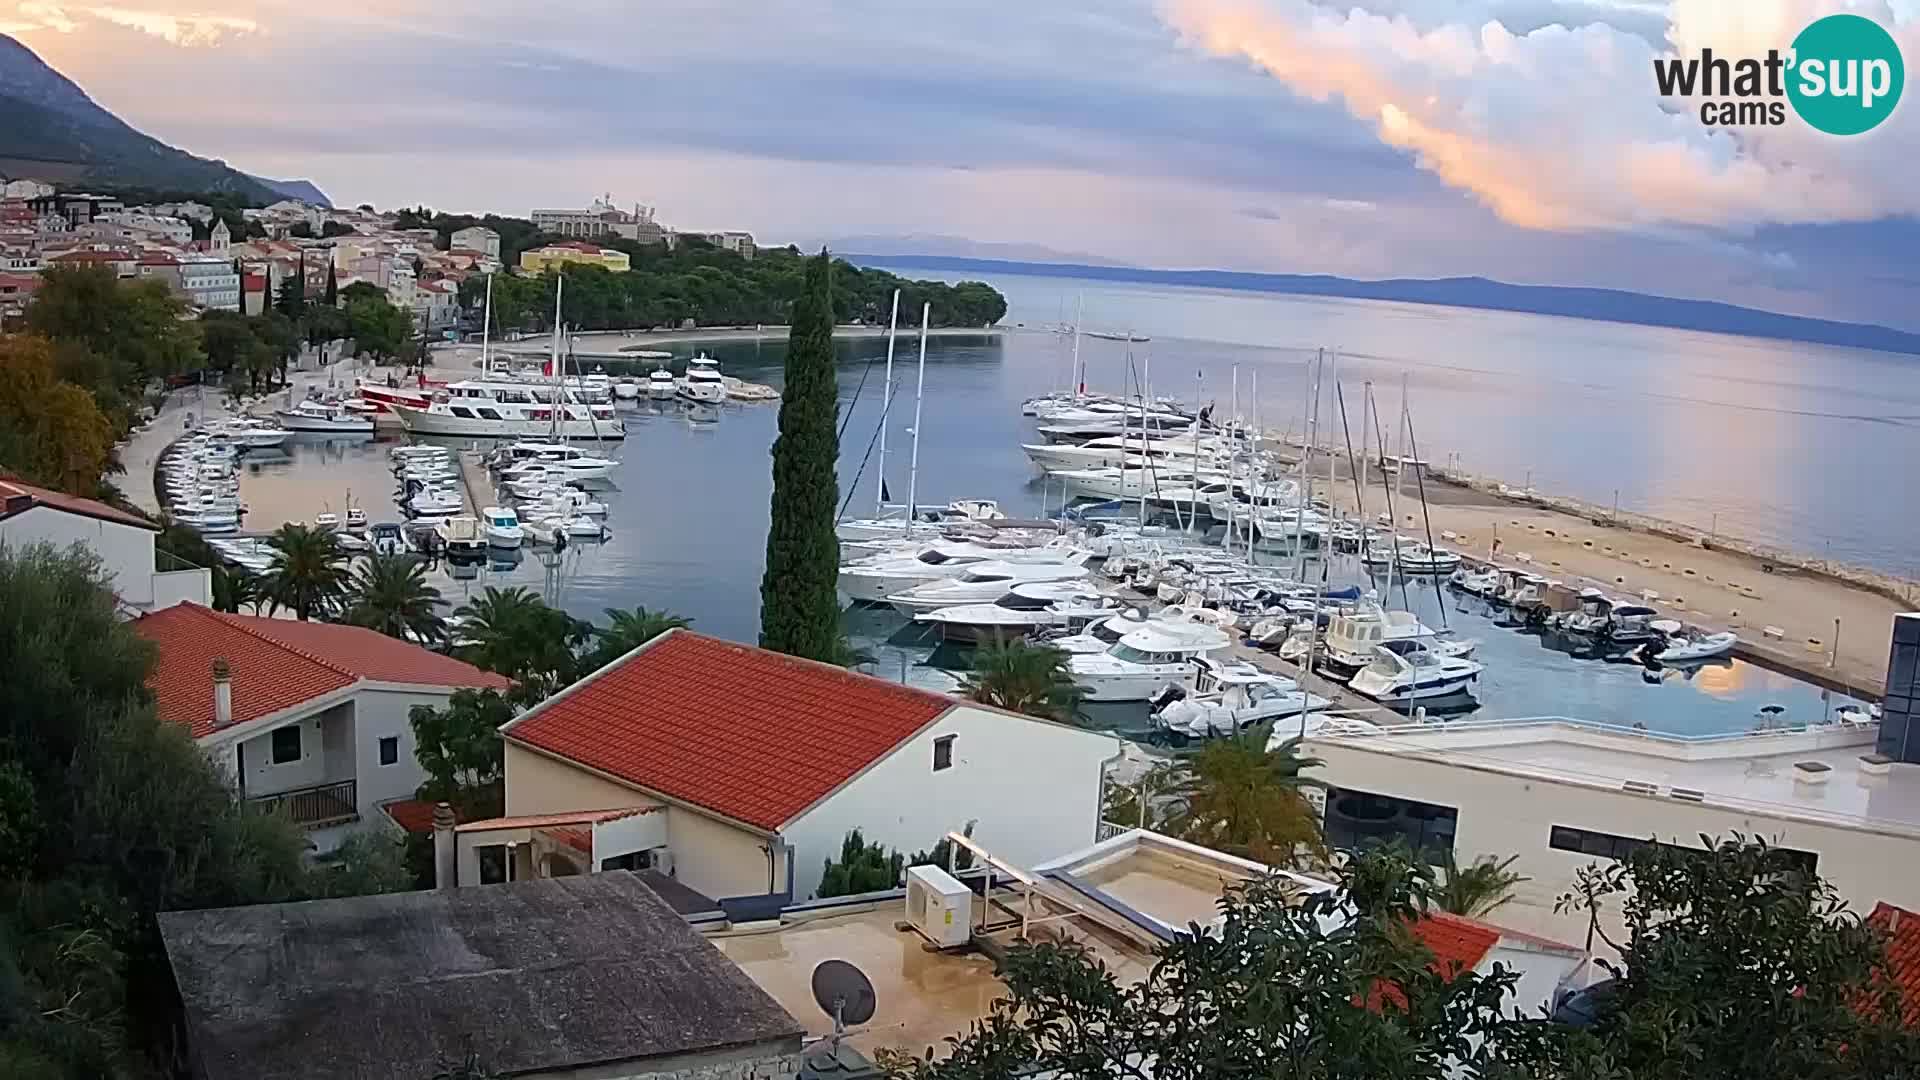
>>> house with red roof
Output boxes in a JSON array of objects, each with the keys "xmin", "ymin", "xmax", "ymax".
[
  {"xmin": 452, "ymin": 630, "xmax": 1122, "ymax": 917},
  {"xmin": 132, "ymin": 603, "xmax": 509, "ymax": 852},
  {"xmin": 1, "ymin": 478, "xmax": 210, "ymax": 613}
]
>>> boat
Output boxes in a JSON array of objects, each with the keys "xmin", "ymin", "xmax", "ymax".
[
  {"xmin": 334, "ymin": 531, "xmax": 369, "ymax": 553},
  {"xmin": 355, "ymin": 382, "xmax": 435, "ymax": 414},
  {"xmin": 613, "ymin": 377, "xmax": 641, "ymax": 400},
  {"xmin": 1347, "ymin": 639, "xmax": 1484, "ymax": 704},
  {"xmin": 500, "ymin": 443, "xmax": 617, "ymax": 482},
  {"xmin": 210, "ymin": 419, "xmax": 291, "ymax": 448},
  {"xmin": 679, "ymin": 354, "xmax": 727, "ymax": 403},
  {"xmin": 435, "ymin": 516, "xmax": 487, "ymax": 557},
  {"xmin": 835, "ymin": 499, "xmax": 1005, "ymax": 543},
  {"xmin": 887, "ymin": 565, "xmax": 1095, "ymax": 616},
  {"xmin": 1150, "ymin": 658, "xmax": 1339, "ymax": 740},
  {"xmin": 838, "ymin": 541, "xmax": 1091, "ymax": 603},
  {"xmin": 344, "ymin": 507, "xmax": 369, "ymax": 532},
  {"xmin": 407, "ymin": 488, "xmax": 464, "ymax": 516},
  {"xmin": 1448, "ymin": 565, "xmax": 1501, "ymax": 597},
  {"xmin": 1067, "ymin": 618, "xmax": 1234, "ymax": 702},
  {"xmin": 1084, "ymin": 330, "xmax": 1150, "ymax": 342},
  {"xmin": 1314, "ymin": 600, "xmax": 1478, "ymax": 674},
  {"xmin": 172, "ymin": 507, "xmax": 240, "ymax": 532},
  {"xmin": 1600, "ymin": 604, "xmax": 1663, "ymax": 645},
  {"xmin": 1360, "ymin": 539, "xmax": 1461, "ymax": 574},
  {"xmin": 275, "ymin": 398, "xmax": 375, "ymax": 434},
  {"xmin": 724, "ymin": 376, "xmax": 780, "ymax": 401},
  {"xmin": 1639, "ymin": 620, "xmax": 1738, "ymax": 663},
  {"xmin": 370, "ymin": 522, "xmax": 406, "ymax": 555},
  {"xmin": 313, "ymin": 512, "xmax": 341, "ymax": 530},
  {"xmin": 531, "ymin": 513, "xmax": 609, "ymax": 541},
  {"xmin": 1041, "ymin": 608, "xmax": 1154, "ymax": 655},
  {"xmin": 913, "ymin": 584, "xmax": 1113, "ymax": 643},
  {"xmin": 646, "ymin": 367, "xmax": 678, "ymax": 400},
  {"xmin": 389, "ymin": 382, "xmax": 626, "ymax": 440},
  {"xmin": 482, "ymin": 506, "xmax": 524, "ymax": 549}
]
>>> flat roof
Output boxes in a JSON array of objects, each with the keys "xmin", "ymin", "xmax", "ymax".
[
  {"xmin": 159, "ymin": 874, "xmax": 803, "ymax": 1080},
  {"xmin": 1311, "ymin": 719, "xmax": 1920, "ymax": 837}
]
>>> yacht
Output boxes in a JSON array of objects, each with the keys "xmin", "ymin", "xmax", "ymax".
[
  {"xmin": 435, "ymin": 516, "xmax": 488, "ymax": 557},
  {"xmin": 887, "ymin": 563, "xmax": 1095, "ymax": 616},
  {"xmin": 1151, "ymin": 659, "xmax": 1337, "ymax": 740},
  {"xmin": 408, "ymin": 488, "xmax": 464, "ymax": 516},
  {"xmin": 210, "ymin": 419, "xmax": 291, "ymax": 448},
  {"xmin": 344, "ymin": 507, "xmax": 369, "ymax": 532},
  {"xmin": 313, "ymin": 512, "xmax": 341, "ymax": 531},
  {"xmin": 1360, "ymin": 539, "xmax": 1462, "ymax": 574},
  {"xmin": 679, "ymin": 355, "xmax": 727, "ymax": 404},
  {"xmin": 370, "ymin": 522, "xmax": 406, "ymax": 556},
  {"xmin": 1347, "ymin": 639, "xmax": 1484, "ymax": 704},
  {"xmin": 1050, "ymin": 466, "xmax": 1223, "ymax": 502},
  {"xmin": 1067, "ymin": 618, "xmax": 1234, "ymax": 702},
  {"xmin": 275, "ymin": 398, "xmax": 375, "ymax": 434},
  {"xmin": 838, "ymin": 541, "xmax": 1090, "ymax": 603},
  {"xmin": 389, "ymin": 380, "xmax": 626, "ymax": 440},
  {"xmin": 612, "ymin": 376, "xmax": 641, "ymax": 401},
  {"xmin": 646, "ymin": 367, "xmax": 679, "ymax": 400},
  {"xmin": 1022, "ymin": 434, "xmax": 1236, "ymax": 473},
  {"xmin": 913, "ymin": 585, "xmax": 1113, "ymax": 643},
  {"xmin": 483, "ymin": 506, "xmax": 524, "ymax": 549},
  {"xmin": 1313, "ymin": 600, "xmax": 1478, "ymax": 674},
  {"xmin": 507, "ymin": 443, "xmax": 618, "ymax": 482},
  {"xmin": 835, "ymin": 499, "xmax": 1005, "ymax": 543},
  {"xmin": 1042, "ymin": 608, "xmax": 1154, "ymax": 655}
]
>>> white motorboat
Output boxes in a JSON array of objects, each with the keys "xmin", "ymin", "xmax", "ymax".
[
  {"xmin": 913, "ymin": 585, "xmax": 1113, "ymax": 643},
  {"xmin": 1068, "ymin": 618, "xmax": 1234, "ymax": 703},
  {"xmin": 409, "ymin": 489, "xmax": 464, "ymax": 516},
  {"xmin": 1151, "ymin": 659, "xmax": 1337, "ymax": 740},
  {"xmin": 613, "ymin": 377, "xmax": 641, "ymax": 400},
  {"xmin": 1492, "ymin": 569, "xmax": 1552, "ymax": 610},
  {"xmin": 888, "ymin": 566, "xmax": 1096, "ymax": 616},
  {"xmin": 835, "ymin": 499, "xmax": 1004, "ymax": 543},
  {"xmin": 520, "ymin": 488, "xmax": 610, "ymax": 518},
  {"xmin": 1361, "ymin": 539, "xmax": 1461, "ymax": 574},
  {"xmin": 483, "ymin": 506, "xmax": 524, "ymax": 549},
  {"xmin": 1448, "ymin": 565, "xmax": 1501, "ymax": 597},
  {"xmin": 531, "ymin": 513, "xmax": 609, "ymax": 540},
  {"xmin": 172, "ymin": 507, "xmax": 240, "ymax": 532},
  {"xmin": 646, "ymin": 367, "xmax": 679, "ymax": 400},
  {"xmin": 390, "ymin": 380, "xmax": 625, "ymax": 440},
  {"xmin": 1042, "ymin": 608, "xmax": 1154, "ymax": 655},
  {"xmin": 206, "ymin": 536, "xmax": 275, "ymax": 572},
  {"xmin": 370, "ymin": 522, "xmax": 406, "ymax": 555},
  {"xmin": 679, "ymin": 354, "xmax": 727, "ymax": 404},
  {"xmin": 1640, "ymin": 621, "xmax": 1738, "ymax": 663},
  {"xmin": 313, "ymin": 512, "xmax": 341, "ymax": 530},
  {"xmin": 838, "ymin": 541, "xmax": 1091, "ymax": 603},
  {"xmin": 1316, "ymin": 600, "xmax": 1477, "ymax": 673},
  {"xmin": 211, "ymin": 419, "xmax": 291, "ymax": 448},
  {"xmin": 1051, "ymin": 466, "xmax": 1222, "ymax": 502},
  {"xmin": 345, "ymin": 507, "xmax": 369, "ymax": 532},
  {"xmin": 435, "ymin": 516, "xmax": 487, "ymax": 556},
  {"xmin": 1347, "ymin": 639, "xmax": 1484, "ymax": 704},
  {"xmin": 1023, "ymin": 434, "xmax": 1236, "ymax": 473},
  {"xmin": 275, "ymin": 398, "xmax": 375, "ymax": 434},
  {"xmin": 335, "ymin": 531, "xmax": 370, "ymax": 553},
  {"xmin": 503, "ymin": 443, "xmax": 618, "ymax": 482}
]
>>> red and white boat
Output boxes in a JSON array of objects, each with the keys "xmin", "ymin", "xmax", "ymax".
[{"xmin": 354, "ymin": 379, "xmax": 437, "ymax": 414}]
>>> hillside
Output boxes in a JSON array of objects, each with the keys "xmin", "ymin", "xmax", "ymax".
[
  {"xmin": 855, "ymin": 255, "xmax": 1920, "ymax": 357},
  {"xmin": 0, "ymin": 33, "xmax": 324, "ymax": 204}
]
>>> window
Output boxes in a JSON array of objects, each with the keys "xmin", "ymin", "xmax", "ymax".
[
  {"xmin": 1323, "ymin": 786, "xmax": 1457, "ymax": 863},
  {"xmin": 270, "ymin": 725, "xmax": 302, "ymax": 765},
  {"xmin": 1548, "ymin": 825, "xmax": 1818, "ymax": 874},
  {"xmin": 450, "ymin": 406, "xmax": 476, "ymax": 419},
  {"xmin": 378, "ymin": 736, "xmax": 399, "ymax": 766},
  {"xmin": 933, "ymin": 735, "xmax": 956, "ymax": 772},
  {"xmin": 477, "ymin": 407, "xmax": 502, "ymax": 421}
]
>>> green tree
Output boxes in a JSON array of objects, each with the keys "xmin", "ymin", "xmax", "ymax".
[
  {"xmin": 1166, "ymin": 726, "xmax": 1326, "ymax": 867},
  {"xmin": 262, "ymin": 522, "xmax": 349, "ymax": 620},
  {"xmin": 587, "ymin": 605, "xmax": 691, "ymax": 670},
  {"xmin": 26, "ymin": 265, "xmax": 202, "ymax": 396},
  {"xmin": 817, "ymin": 829, "xmax": 904, "ymax": 898},
  {"xmin": 1558, "ymin": 835, "xmax": 1920, "ymax": 1079},
  {"xmin": 343, "ymin": 552, "xmax": 447, "ymax": 645},
  {"xmin": 211, "ymin": 564, "xmax": 267, "ymax": 614},
  {"xmin": 452, "ymin": 586, "xmax": 588, "ymax": 699},
  {"xmin": 960, "ymin": 640, "xmax": 1082, "ymax": 722},
  {"xmin": 410, "ymin": 688, "xmax": 516, "ymax": 808},
  {"xmin": 346, "ymin": 296, "xmax": 413, "ymax": 363},
  {"xmin": 322, "ymin": 220, "xmax": 355, "ymax": 240},
  {"xmin": 340, "ymin": 280, "xmax": 386, "ymax": 306},
  {"xmin": 758, "ymin": 250, "xmax": 841, "ymax": 661},
  {"xmin": 307, "ymin": 831, "xmax": 414, "ymax": 898},
  {"xmin": 901, "ymin": 846, "xmax": 1556, "ymax": 1080},
  {"xmin": 0, "ymin": 334, "xmax": 116, "ymax": 493},
  {"xmin": 1434, "ymin": 849, "xmax": 1528, "ymax": 919},
  {"xmin": 323, "ymin": 260, "xmax": 339, "ymax": 306},
  {"xmin": 274, "ymin": 259, "xmax": 306, "ymax": 320}
]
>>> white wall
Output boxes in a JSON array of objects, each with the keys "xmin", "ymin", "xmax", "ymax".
[
  {"xmin": 237, "ymin": 707, "xmax": 337, "ymax": 798},
  {"xmin": 2, "ymin": 508, "xmax": 156, "ymax": 606},
  {"xmin": 505, "ymin": 742, "xmax": 650, "ymax": 815},
  {"xmin": 351, "ymin": 687, "xmax": 458, "ymax": 816},
  {"xmin": 667, "ymin": 806, "xmax": 785, "ymax": 902},
  {"xmin": 150, "ymin": 567, "xmax": 211, "ymax": 610},
  {"xmin": 785, "ymin": 705, "xmax": 1120, "ymax": 900},
  {"xmin": 1310, "ymin": 742, "xmax": 1920, "ymax": 943}
]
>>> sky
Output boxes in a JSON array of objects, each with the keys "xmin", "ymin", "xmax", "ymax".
[{"xmin": 4, "ymin": 0, "xmax": 1918, "ymax": 328}]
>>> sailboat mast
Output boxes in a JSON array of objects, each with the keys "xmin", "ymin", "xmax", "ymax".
[
  {"xmin": 1071, "ymin": 293, "xmax": 1085, "ymax": 396},
  {"xmin": 1226, "ymin": 365, "xmax": 1238, "ymax": 558},
  {"xmin": 480, "ymin": 273, "xmax": 494, "ymax": 373},
  {"xmin": 1138, "ymin": 350, "xmax": 1151, "ymax": 526},
  {"xmin": 1187, "ymin": 368, "xmax": 1202, "ymax": 534},
  {"xmin": 549, "ymin": 275, "xmax": 564, "ymax": 442},
  {"xmin": 905, "ymin": 303, "xmax": 929, "ymax": 537},
  {"xmin": 878, "ymin": 289, "xmax": 899, "ymax": 516},
  {"xmin": 1247, "ymin": 369, "xmax": 1259, "ymax": 566},
  {"xmin": 1292, "ymin": 350, "xmax": 1320, "ymax": 580}
]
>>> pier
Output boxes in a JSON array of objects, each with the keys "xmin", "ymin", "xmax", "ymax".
[{"xmin": 456, "ymin": 450, "xmax": 489, "ymax": 517}]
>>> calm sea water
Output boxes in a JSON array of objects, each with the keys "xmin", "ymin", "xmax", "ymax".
[{"xmin": 235, "ymin": 274, "xmax": 1907, "ymax": 736}]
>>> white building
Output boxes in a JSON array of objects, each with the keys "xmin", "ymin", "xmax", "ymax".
[
  {"xmin": 702, "ymin": 231, "xmax": 756, "ymax": 259},
  {"xmin": 208, "ymin": 218, "xmax": 231, "ymax": 256},
  {"xmin": 1303, "ymin": 717, "xmax": 1920, "ymax": 944},
  {"xmin": 146, "ymin": 200, "xmax": 214, "ymax": 224},
  {"xmin": 532, "ymin": 197, "xmax": 670, "ymax": 245},
  {"xmin": 453, "ymin": 629, "xmax": 1124, "ymax": 917},
  {"xmin": 3, "ymin": 178, "xmax": 54, "ymax": 199},
  {"xmin": 177, "ymin": 254, "xmax": 241, "ymax": 311},
  {"xmin": 94, "ymin": 211, "xmax": 194, "ymax": 245},
  {"xmin": 449, "ymin": 225, "xmax": 500, "ymax": 258},
  {"xmin": 132, "ymin": 603, "xmax": 511, "ymax": 853},
  {"xmin": 412, "ymin": 278, "xmax": 460, "ymax": 331},
  {"xmin": 0, "ymin": 479, "xmax": 209, "ymax": 614}
]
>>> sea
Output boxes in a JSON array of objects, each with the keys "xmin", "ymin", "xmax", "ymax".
[{"xmin": 233, "ymin": 269, "xmax": 1916, "ymax": 738}]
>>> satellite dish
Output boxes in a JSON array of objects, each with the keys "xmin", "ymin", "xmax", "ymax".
[{"xmin": 811, "ymin": 959, "xmax": 878, "ymax": 1035}]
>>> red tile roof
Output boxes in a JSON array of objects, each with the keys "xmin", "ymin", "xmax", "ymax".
[
  {"xmin": 505, "ymin": 630, "xmax": 956, "ymax": 831},
  {"xmin": 1411, "ymin": 913, "xmax": 1502, "ymax": 977},
  {"xmin": 0, "ymin": 478, "xmax": 155, "ymax": 530},
  {"xmin": 133, "ymin": 603, "xmax": 508, "ymax": 738},
  {"xmin": 1868, "ymin": 902, "xmax": 1920, "ymax": 1025},
  {"xmin": 381, "ymin": 798, "xmax": 445, "ymax": 835},
  {"xmin": 453, "ymin": 807, "xmax": 655, "ymax": 833}
]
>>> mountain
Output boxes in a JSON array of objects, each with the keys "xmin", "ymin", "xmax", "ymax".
[
  {"xmin": 854, "ymin": 255, "xmax": 1920, "ymax": 357},
  {"xmin": 251, "ymin": 177, "xmax": 333, "ymax": 208},
  {"xmin": 0, "ymin": 33, "xmax": 325, "ymax": 205}
]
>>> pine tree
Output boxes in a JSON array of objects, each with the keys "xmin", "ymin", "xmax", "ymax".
[
  {"xmin": 758, "ymin": 249, "xmax": 841, "ymax": 660},
  {"xmin": 276, "ymin": 253, "xmax": 306, "ymax": 319},
  {"xmin": 323, "ymin": 260, "xmax": 338, "ymax": 307}
]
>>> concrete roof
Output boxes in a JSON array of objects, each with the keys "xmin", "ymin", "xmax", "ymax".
[{"xmin": 158, "ymin": 874, "xmax": 804, "ymax": 1080}]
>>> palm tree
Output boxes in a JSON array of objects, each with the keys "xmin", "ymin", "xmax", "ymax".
[
  {"xmin": 959, "ymin": 640, "xmax": 1083, "ymax": 722},
  {"xmin": 343, "ymin": 553, "xmax": 447, "ymax": 645},
  {"xmin": 1434, "ymin": 849, "xmax": 1529, "ymax": 918},
  {"xmin": 263, "ymin": 523, "xmax": 348, "ymax": 620},
  {"xmin": 1167, "ymin": 725, "xmax": 1327, "ymax": 867},
  {"xmin": 452, "ymin": 586, "xmax": 588, "ymax": 694},
  {"xmin": 212, "ymin": 565, "xmax": 267, "ymax": 614},
  {"xmin": 588, "ymin": 605, "xmax": 691, "ymax": 669}
]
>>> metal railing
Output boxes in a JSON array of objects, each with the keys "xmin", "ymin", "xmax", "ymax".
[{"xmin": 250, "ymin": 779, "xmax": 359, "ymax": 828}]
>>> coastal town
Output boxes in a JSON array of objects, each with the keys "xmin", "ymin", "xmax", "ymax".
[{"xmin": 4, "ymin": 4, "xmax": 1920, "ymax": 1077}]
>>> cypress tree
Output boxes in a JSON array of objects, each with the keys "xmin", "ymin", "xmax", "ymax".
[
  {"xmin": 323, "ymin": 261, "xmax": 338, "ymax": 307},
  {"xmin": 276, "ymin": 252, "xmax": 306, "ymax": 318},
  {"xmin": 758, "ymin": 250, "xmax": 841, "ymax": 660}
]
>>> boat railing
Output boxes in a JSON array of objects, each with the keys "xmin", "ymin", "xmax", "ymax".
[{"xmin": 1320, "ymin": 713, "xmax": 1878, "ymax": 748}]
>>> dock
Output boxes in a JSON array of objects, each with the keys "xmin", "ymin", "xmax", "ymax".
[{"xmin": 456, "ymin": 451, "xmax": 489, "ymax": 516}]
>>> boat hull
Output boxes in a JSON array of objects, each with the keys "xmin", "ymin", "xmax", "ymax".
[
  {"xmin": 391, "ymin": 405, "xmax": 625, "ymax": 440},
  {"xmin": 274, "ymin": 411, "xmax": 374, "ymax": 434}
]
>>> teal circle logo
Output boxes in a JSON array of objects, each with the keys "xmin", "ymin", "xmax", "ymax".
[{"xmin": 1787, "ymin": 14, "xmax": 1903, "ymax": 135}]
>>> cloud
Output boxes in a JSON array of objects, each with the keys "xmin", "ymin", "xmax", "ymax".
[
  {"xmin": 9, "ymin": 2, "xmax": 258, "ymax": 45},
  {"xmin": 1158, "ymin": 0, "xmax": 1918, "ymax": 232}
]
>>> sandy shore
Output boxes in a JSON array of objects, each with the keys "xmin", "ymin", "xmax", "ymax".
[{"xmin": 1307, "ymin": 462, "xmax": 1906, "ymax": 696}]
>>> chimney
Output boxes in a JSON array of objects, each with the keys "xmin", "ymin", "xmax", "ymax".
[
  {"xmin": 212, "ymin": 658, "xmax": 233, "ymax": 729},
  {"xmin": 433, "ymin": 802, "xmax": 458, "ymax": 890}
]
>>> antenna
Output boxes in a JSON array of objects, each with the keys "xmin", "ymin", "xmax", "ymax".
[{"xmin": 809, "ymin": 959, "xmax": 877, "ymax": 1052}]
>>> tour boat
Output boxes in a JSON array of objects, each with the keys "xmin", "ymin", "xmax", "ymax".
[
  {"xmin": 678, "ymin": 355, "xmax": 728, "ymax": 404},
  {"xmin": 389, "ymin": 381, "xmax": 625, "ymax": 440},
  {"xmin": 1347, "ymin": 639, "xmax": 1483, "ymax": 705},
  {"xmin": 275, "ymin": 398, "xmax": 375, "ymax": 434},
  {"xmin": 647, "ymin": 367, "xmax": 678, "ymax": 400},
  {"xmin": 887, "ymin": 564, "xmax": 1096, "ymax": 616},
  {"xmin": 355, "ymin": 383, "xmax": 435, "ymax": 414},
  {"xmin": 483, "ymin": 506, "xmax": 524, "ymax": 549},
  {"xmin": 1067, "ymin": 618, "xmax": 1234, "ymax": 702}
]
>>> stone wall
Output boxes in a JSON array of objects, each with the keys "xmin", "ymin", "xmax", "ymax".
[{"xmin": 530, "ymin": 1042, "xmax": 802, "ymax": 1080}]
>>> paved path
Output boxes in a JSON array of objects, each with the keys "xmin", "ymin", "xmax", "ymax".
[{"xmin": 121, "ymin": 384, "xmax": 223, "ymax": 517}]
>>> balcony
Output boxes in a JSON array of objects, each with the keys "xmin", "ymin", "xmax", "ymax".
[{"xmin": 251, "ymin": 779, "xmax": 359, "ymax": 829}]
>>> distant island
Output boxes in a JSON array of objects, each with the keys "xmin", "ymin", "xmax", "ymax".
[{"xmin": 852, "ymin": 255, "xmax": 1920, "ymax": 357}]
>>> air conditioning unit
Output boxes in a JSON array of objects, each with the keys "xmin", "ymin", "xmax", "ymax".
[
  {"xmin": 904, "ymin": 864, "xmax": 971, "ymax": 948},
  {"xmin": 645, "ymin": 846, "xmax": 674, "ymax": 876}
]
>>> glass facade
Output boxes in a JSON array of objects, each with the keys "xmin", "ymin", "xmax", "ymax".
[
  {"xmin": 1877, "ymin": 613, "xmax": 1920, "ymax": 763},
  {"xmin": 1323, "ymin": 785, "xmax": 1458, "ymax": 862}
]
